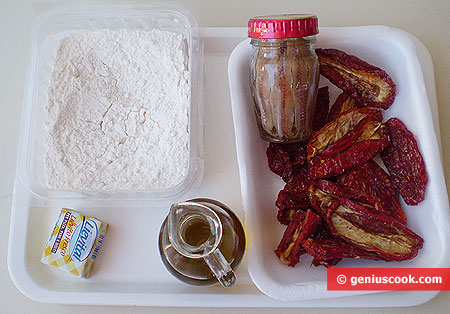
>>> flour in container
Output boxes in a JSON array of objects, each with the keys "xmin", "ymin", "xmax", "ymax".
[{"xmin": 45, "ymin": 29, "xmax": 190, "ymax": 190}]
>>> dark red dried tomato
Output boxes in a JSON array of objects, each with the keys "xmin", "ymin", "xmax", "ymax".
[
  {"xmin": 309, "ymin": 179, "xmax": 381, "ymax": 217},
  {"xmin": 276, "ymin": 168, "xmax": 310, "ymax": 225},
  {"xmin": 311, "ymin": 220, "xmax": 334, "ymax": 240},
  {"xmin": 285, "ymin": 142, "xmax": 307, "ymax": 172},
  {"xmin": 338, "ymin": 159, "xmax": 406, "ymax": 224},
  {"xmin": 307, "ymin": 108, "xmax": 390, "ymax": 179},
  {"xmin": 307, "ymin": 108, "xmax": 383, "ymax": 161},
  {"xmin": 303, "ymin": 237, "xmax": 385, "ymax": 265},
  {"xmin": 267, "ymin": 143, "xmax": 291, "ymax": 181},
  {"xmin": 310, "ymin": 137, "xmax": 390, "ymax": 180},
  {"xmin": 275, "ymin": 209, "xmax": 321, "ymax": 267},
  {"xmin": 267, "ymin": 142, "xmax": 307, "ymax": 182},
  {"xmin": 312, "ymin": 86, "xmax": 330, "ymax": 131},
  {"xmin": 313, "ymin": 115, "xmax": 374, "ymax": 160},
  {"xmin": 311, "ymin": 257, "xmax": 342, "ymax": 268},
  {"xmin": 274, "ymin": 210, "xmax": 306, "ymax": 266},
  {"xmin": 327, "ymin": 91, "xmax": 357, "ymax": 123},
  {"xmin": 327, "ymin": 197, "xmax": 424, "ymax": 261},
  {"xmin": 316, "ymin": 48, "xmax": 396, "ymax": 110},
  {"xmin": 309, "ymin": 182, "xmax": 337, "ymax": 217},
  {"xmin": 381, "ymin": 118, "xmax": 428, "ymax": 206},
  {"xmin": 309, "ymin": 222, "xmax": 344, "ymax": 267}
]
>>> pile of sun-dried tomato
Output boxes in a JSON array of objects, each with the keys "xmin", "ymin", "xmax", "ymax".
[{"xmin": 269, "ymin": 48, "xmax": 427, "ymax": 268}]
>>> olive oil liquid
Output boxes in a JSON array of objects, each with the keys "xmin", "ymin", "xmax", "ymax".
[
  {"xmin": 159, "ymin": 199, "xmax": 246, "ymax": 286},
  {"xmin": 182, "ymin": 216, "xmax": 211, "ymax": 247}
]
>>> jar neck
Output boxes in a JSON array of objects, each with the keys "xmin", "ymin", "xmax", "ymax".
[{"xmin": 250, "ymin": 35, "xmax": 316, "ymax": 47}]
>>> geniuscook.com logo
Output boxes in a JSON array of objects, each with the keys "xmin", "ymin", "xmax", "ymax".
[{"xmin": 69, "ymin": 218, "xmax": 98, "ymax": 262}]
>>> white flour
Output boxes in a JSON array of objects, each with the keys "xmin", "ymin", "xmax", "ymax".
[{"xmin": 45, "ymin": 29, "xmax": 190, "ymax": 190}]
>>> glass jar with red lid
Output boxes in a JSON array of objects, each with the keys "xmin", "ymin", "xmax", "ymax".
[{"xmin": 248, "ymin": 14, "xmax": 319, "ymax": 142}]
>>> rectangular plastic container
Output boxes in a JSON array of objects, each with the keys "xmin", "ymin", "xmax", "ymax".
[{"xmin": 18, "ymin": 3, "xmax": 204, "ymax": 203}]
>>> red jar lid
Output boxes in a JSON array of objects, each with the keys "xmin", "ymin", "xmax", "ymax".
[{"xmin": 248, "ymin": 14, "xmax": 318, "ymax": 39}]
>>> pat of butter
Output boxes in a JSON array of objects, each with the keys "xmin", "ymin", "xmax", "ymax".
[{"xmin": 41, "ymin": 209, "xmax": 108, "ymax": 278}]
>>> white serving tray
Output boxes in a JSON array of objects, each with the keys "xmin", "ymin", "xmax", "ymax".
[
  {"xmin": 8, "ymin": 27, "xmax": 448, "ymax": 307},
  {"xmin": 228, "ymin": 26, "xmax": 450, "ymax": 301}
]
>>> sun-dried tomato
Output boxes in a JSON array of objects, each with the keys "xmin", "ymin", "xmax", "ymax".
[
  {"xmin": 307, "ymin": 108, "xmax": 390, "ymax": 180},
  {"xmin": 286, "ymin": 143, "xmax": 307, "ymax": 172},
  {"xmin": 307, "ymin": 181, "xmax": 422, "ymax": 264},
  {"xmin": 267, "ymin": 143, "xmax": 291, "ymax": 181},
  {"xmin": 316, "ymin": 48, "xmax": 396, "ymax": 110},
  {"xmin": 310, "ymin": 138, "xmax": 390, "ymax": 180},
  {"xmin": 275, "ymin": 210, "xmax": 306, "ymax": 266},
  {"xmin": 308, "ymin": 222, "xmax": 344, "ymax": 267},
  {"xmin": 338, "ymin": 159, "xmax": 406, "ymax": 224},
  {"xmin": 306, "ymin": 217, "xmax": 385, "ymax": 268},
  {"xmin": 327, "ymin": 197, "xmax": 423, "ymax": 261},
  {"xmin": 309, "ymin": 180, "xmax": 381, "ymax": 217},
  {"xmin": 311, "ymin": 220, "xmax": 334, "ymax": 240},
  {"xmin": 275, "ymin": 210, "xmax": 321, "ymax": 267},
  {"xmin": 307, "ymin": 108, "xmax": 383, "ymax": 161},
  {"xmin": 266, "ymin": 142, "xmax": 307, "ymax": 182},
  {"xmin": 276, "ymin": 168, "xmax": 310, "ymax": 224},
  {"xmin": 327, "ymin": 92, "xmax": 357, "ymax": 122},
  {"xmin": 277, "ymin": 209, "xmax": 301, "ymax": 226},
  {"xmin": 312, "ymin": 86, "xmax": 330, "ymax": 131},
  {"xmin": 303, "ymin": 237, "xmax": 385, "ymax": 266},
  {"xmin": 381, "ymin": 118, "xmax": 428, "ymax": 206},
  {"xmin": 311, "ymin": 257, "xmax": 342, "ymax": 268},
  {"xmin": 309, "ymin": 182, "xmax": 336, "ymax": 217}
]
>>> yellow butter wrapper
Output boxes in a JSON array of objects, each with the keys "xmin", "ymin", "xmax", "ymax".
[{"xmin": 41, "ymin": 209, "xmax": 108, "ymax": 278}]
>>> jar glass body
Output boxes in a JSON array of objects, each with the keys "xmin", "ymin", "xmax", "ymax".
[{"xmin": 250, "ymin": 36, "xmax": 319, "ymax": 142}]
